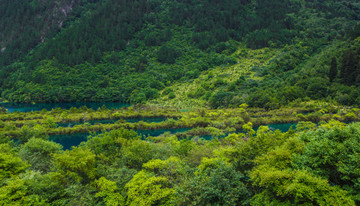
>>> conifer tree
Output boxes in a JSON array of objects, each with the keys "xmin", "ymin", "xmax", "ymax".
[
  {"xmin": 341, "ymin": 50, "xmax": 356, "ymax": 85},
  {"xmin": 329, "ymin": 57, "xmax": 337, "ymax": 82},
  {"xmin": 356, "ymin": 47, "xmax": 360, "ymax": 84}
]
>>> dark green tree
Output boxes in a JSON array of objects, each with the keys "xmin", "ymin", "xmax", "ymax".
[
  {"xmin": 329, "ymin": 57, "xmax": 338, "ymax": 82},
  {"xmin": 158, "ymin": 45, "xmax": 178, "ymax": 64},
  {"xmin": 341, "ymin": 50, "xmax": 356, "ymax": 85},
  {"xmin": 356, "ymin": 47, "xmax": 360, "ymax": 84}
]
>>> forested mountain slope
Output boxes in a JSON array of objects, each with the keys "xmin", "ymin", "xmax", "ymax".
[
  {"xmin": 1, "ymin": 0, "xmax": 360, "ymax": 108},
  {"xmin": 2, "ymin": 2, "xmax": 360, "ymax": 205},
  {"xmin": 0, "ymin": 0, "xmax": 93, "ymax": 66}
]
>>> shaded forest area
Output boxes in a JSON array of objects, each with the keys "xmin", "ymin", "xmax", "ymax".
[{"xmin": 0, "ymin": 0, "xmax": 360, "ymax": 107}]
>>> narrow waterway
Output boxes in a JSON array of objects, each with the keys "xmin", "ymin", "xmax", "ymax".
[
  {"xmin": 56, "ymin": 117, "xmax": 169, "ymax": 128},
  {"xmin": 50, "ymin": 128, "xmax": 193, "ymax": 150},
  {"xmin": 49, "ymin": 123, "xmax": 297, "ymax": 150},
  {"xmin": 0, "ymin": 102, "xmax": 129, "ymax": 113}
]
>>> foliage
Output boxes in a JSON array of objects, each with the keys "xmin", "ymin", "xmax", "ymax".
[
  {"xmin": 95, "ymin": 177, "xmax": 125, "ymax": 206},
  {"xmin": 251, "ymin": 169, "xmax": 355, "ymax": 206},
  {"xmin": 0, "ymin": 177, "xmax": 47, "ymax": 206},
  {"xmin": 1, "ymin": 0, "xmax": 359, "ymax": 108},
  {"xmin": 1, "ymin": 0, "xmax": 360, "ymax": 204},
  {"xmin": 251, "ymin": 136, "xmax": 355, "ymax": 205},
  {"xmin": 229, "ymin": 126, "xmax": 288, "ymax": 173},
  {"xmin": 0, "ymin": 143, "xmax": 28, "ymax": 181},
  {"xmin": 52, "ymin": 147, "xmax": 96, "ymax": 183},
  {"xmin": 0, "ymin": 117, "xmax": 360, "ymax": 205},
  {"xmin": 176, "ymin": 158, "xmax": 251, "ymax": 206},
  {"xmin": 329, "ymin": 57, "xmax": 338, "ymax": 82},
  {"xmin": 125, "ymin": 170, "xmax": 175, "ymax": 206},
  {"xmin": 292, "ymin": 123, "xmax": 360, "ymax": 203},
  {"xmin": 19, "ymin": 138, "xmax": 62, "ymax": 173},
  {"xmin": 85, "ymin": 128, "xmax": 139, "ymax": 162}
]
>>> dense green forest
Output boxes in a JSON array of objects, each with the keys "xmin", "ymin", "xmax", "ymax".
[
  {"xmin": 0, "ymin": 104, "xmax": 360, "ymax": 205},
  {"xmin": 1, "ymin": 0, "xmax": 360, "ymax": 205},
  {"xmin": 0, "ymin": 0, "xmax": 360, "ymax": 108}
]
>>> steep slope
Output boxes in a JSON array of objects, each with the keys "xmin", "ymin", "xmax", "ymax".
[
  {"xmin": 0, "ymin": 0, "xmax": 360, "ymax": 108},
  {"xmin": 151, "ymin": 38, "xmax": 360, "ymax": 109},
  {"xmin": 0, "ymin": 0, "xmax": 92, "ymax": 66},
  {"xmin": 150, "ymin": 46, "xmax": 279, "ymax": 109}
]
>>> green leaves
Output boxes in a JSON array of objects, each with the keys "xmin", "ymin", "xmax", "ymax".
[
  {"xmin": 176, "ymin": 158, "xmax": 250, "ymax": 206},
  {"xmin": 20, "ymin": 138, "xmax": 62, "ymax": 173},
  {"xmin": 125, "ymin": 171, "xmax": 175, "ymax": 206},
  {"xmin": 18, "ymin": 125, "xmax": 48, "ymax": 143},
  {"xmin": 95, "ymin": 177, "xmax": 125, "ymax": 206},
  {"xmin": 0, "ymin": 177, "xmax": 47, "ymax": 206},
  {"xmin": 53, "ymin": 147, "xmax": 96, "ymax": 183},
  {"xmin": 250, "ymin": 123, "xmax": 360, "ymax": 205},
  {"xmin": 2, "ymin": 113, "xmax": 360, "ymax": 205},
  {"xmin": 251, "ymin": 169, "xmax": 355, "ymax": 206},
  {"xmin": 85, "ymin": 128, "xmax": 139, "ymax": 160},
  {"xmin": 0, "ymin": 144, "xmax": 28, "ymax": 181},
  {"xmin": 158, "ymin": 45, "xmax": 179, "ymax": 64},
  {"xmin": 251, "ymin": 138, "xmax": 354, "ymax": 205},
  {"xmin": 292, "ymin": 124, "xmax": 360, "ymax": 203}
]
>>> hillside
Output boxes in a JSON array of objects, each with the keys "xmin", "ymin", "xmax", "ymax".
[
  {"xmin": 2, "ymin": 1, "xmax": 360, "ymax": 205},
  {"xmin": 152, "ymin": 38, "xmax": 360, "ymax": 109},
  {"xmin": 0, "ymin": 0, "xmax": 90, "ymax": 66},
  {"xmin": 0, "ymin": 0, "xmax": 360, "ymax": 109}
]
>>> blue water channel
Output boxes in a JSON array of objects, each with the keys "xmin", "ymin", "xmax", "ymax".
[
  {"xmin": 1, "ymin": 102, "xmax": 298, "ymax": 149},
  {"xmin": 57, "ymin": 117, "xmax": 169, "ymax": 128},
  {"xmin": 0, "ymin": 102, "xmax": 129, "ymax": 113},
  {"xmin": 50, "ymin": 128, "xmax": 193, "ymax": 150},
  {"xmin": 254, "ymin": 123, "xmax": 297, "ymax": 132},
  {"xmin": 49, "ymin": 123, "xmax": 297, "ymax": 150}
]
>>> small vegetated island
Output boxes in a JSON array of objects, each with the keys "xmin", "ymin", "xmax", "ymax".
[{"xmin": 1, "ymin": 0, "xmax": 360, "ymax": 205}]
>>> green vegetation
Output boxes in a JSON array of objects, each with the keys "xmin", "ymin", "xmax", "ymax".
[
  {"xmin": 0, "ymin": 0, "xmax": 359, "ymax": 108},
  {"xmin": 1, "ymin": 0, "xmax": 360, "ymax": 205},
  {"xmin": 1, "ymin": 102, "xmax": 360, "ymax": 140},
  {"xmin": 1, "ymin": 109, "xmax": 360, "ymax": 205},
  {"xmin": 0, "ymin": 102, "xmax": 360, "ymax": 204}
]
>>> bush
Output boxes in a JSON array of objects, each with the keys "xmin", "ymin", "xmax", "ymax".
[
  {"xmin": 168, "ymin": 92, "xmax": 176, "ymax": 99},
  {"xmin": 158, "ymin": 45, "xmax": 178, "ymax": 64},
  {"xmin": 209, "ymin": 91, "xmax": 234, "ymax": 108},
  {"xmin": 20, "ymin": 138, "xmax": 62, "ymax": 173}
]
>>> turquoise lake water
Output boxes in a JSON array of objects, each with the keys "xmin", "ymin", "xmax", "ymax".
[
  {"xmin": 254, "ymin": 123, "xmax": 297, "ymax": 132},
  {"xmin": 2, "ymin": 102, "xmax": 298, "ymax": 149},
  {"xmin": 49, "ymin": 133, "xmax": 91, "ymax": 150},
  {"xmin": 50, "ymin": 128, "xmax": 192, "ymax": 150},
  {"xmin": 0, "ymin": 102, "xmax": 130, "ymax": 113},
  {"xmin": 49, "ymin": 123, "xmax": 297, "ymax": 150},
  {"xmin": 57, "ymin": 117, "xmax": 169, "ymax": 128}
]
